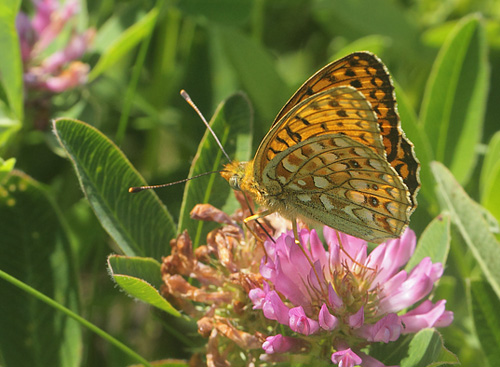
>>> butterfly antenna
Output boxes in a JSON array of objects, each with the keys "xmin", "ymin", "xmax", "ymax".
[
  {"xmin": 129, "ymin": 170, "xmax": 222, "ymax": 193},
  {"xmin": 180, "ymin": 89, "xmax": 232, "ymax": 163}
]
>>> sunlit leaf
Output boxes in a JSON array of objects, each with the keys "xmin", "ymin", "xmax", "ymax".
[
  {"xmin": 432, "ymin": 161, "xmax": 500, "ymax": 299},
  {"xmin": 421, "ymin": 15, "xmax": 489, "ymax": 184},
  {"xmin": 108, "ymin": 255, "xmax": 180, "ymax": 317},
  {"xmin": 53, "ymin": 118, "xmax": 176, "ymax": 260}
]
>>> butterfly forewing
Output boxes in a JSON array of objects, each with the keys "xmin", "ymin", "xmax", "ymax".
[
  {"xmin": 273, "ymin": 52, "xmax": 419, "ymax": 212},
  {"xmin": 254, "ymin": 86, "xmax": 386, "ymax": 180},
  {"xmin": 261, "ymin": 134, "xmax": 412, "ymax": 242}
]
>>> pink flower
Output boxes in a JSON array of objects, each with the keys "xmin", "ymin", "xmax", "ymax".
[
  {"xmin": 16, "ymin": 0, "xmax": 94, "ymax": 93},
  {"xmin": 251, "ymin": 227, "xmax": 453, "ymax": 366},
  {"xmin": 262, "ymin": 334, "xmax": 304, "ymax": 354},
  {"xmin": 288, "ymin": 306, "xmax": 319, "ymax": 335},
  {"xmin": 331, "ymin": 348, "xmax": 362, "ymax": 367}
]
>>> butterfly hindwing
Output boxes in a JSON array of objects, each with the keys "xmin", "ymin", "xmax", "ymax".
[{"xmin": 261, "ymin": 134, "xmax": 412, "ymax": 242}]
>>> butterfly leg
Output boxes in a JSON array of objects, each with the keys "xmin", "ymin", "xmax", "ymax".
[
  {"xmin": 292, "ymin": 220, "xmax": 328, "ymax": 295},
  {"xmin": 334, "ymin": 231, "xmax": 375, "ymax": 272},
  {"xmin": 243, "ymin": 209, "xmax": 275, "ymax": 256}
]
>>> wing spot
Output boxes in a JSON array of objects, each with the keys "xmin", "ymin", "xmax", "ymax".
[
  {"xmin": 285, "ymin": 125, "xmax": 302, "ymax": 142},
  {"xmin": 314, "ymin": 176, "xmax": 330, "ymax": 189},
  {"xmin": 328, "ymin": 99, "xmax": 340, "ymax": 108},
  {"xmin": 295, "ymin": 115, "xmax": 311, "ymax": 126},
  {"xmin": 385, "ymin": 201, "xmax": 399, "ymax": 216},
  {"xmin": 345, "ymin": 68, "xmax": 356, "ymax": 77},
  {"xmin": 276, "ymin": 136, "xmax": 290, "ymax": 147},
  {"xmin": 337, "ymin": 109, "xmax": 348, "ymax": 117},
  {"xmin": 350, "ymin": 160, "xmax": 360, "ymax": 168},
  {"xmin": 320, "ymin": 194, "xmax": 335, "ymax": 211},
  {"xmin": 282, "ymin": 158, "xmax": 299, "ymax": 173},
  {"xmin": 298, "ymin": 194, "xmax": 312, "ymax": 202},
  {"xmin": 350, "ymin": 79, "xmax": 363, "ymax": 88},
  {"xmin": 369, "ymin": 196, "xmax": 379, "ymax": 207}
]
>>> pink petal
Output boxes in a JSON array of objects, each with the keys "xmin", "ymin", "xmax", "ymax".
[
  {"xmin": 262, "ymin": 334, "xmax": 299, "ymax": 354},
  {"xmin": 328, "ymin": 283, "xmax": 343, "ymax": 310},
  {"xmin": 249, "ymin": 288, "xmax": 266, "ymax": 309},
  {"xmin": 262, "ymin": 291, "xmax": 290, "ymax": 325},
  {"xmin": 32, "ymin": 0, "xmax": 59, "ymax": 33},
  {"xmin": 400, "ymin": 300, "xmax": 453, "ymax": 333},
  {"xmin": 41, "ymin": 61, "xmax": 89, "ymax": 92},
  {"xmin": 357, "ymin": 313, "xmax": 401, "ymax": 343},
  {"xmin": 16, "ymin": 12, "xmax": 35, "ymax": 61},
  {"xmin": 309, "ymin": 229, "xmax": 327, "ymax": 265},
  {"xmin": 331, "ymin": 348, "xmax": 363, "ymax": 367},
  {"xmin": 288, "ymin": 306, "xmax": 319, "ymax": 335},
  {"xmin": 379, "ymin": 258, "xmax": 439, "ymax": 314},
  {"xmin": 319, "ymin": 303, "xmax": 338, "ymax": 330},
  {"xmin": 42, "ymin": 29, "xmax": 95, "ymax": 73},
  {"xmin": 272, "ymin": 255, "xmax": 310, "ymax": 310},
  {"xmin": 369, "ymin": 229, "xmax": 416, "ymax": 286},
  {"xmin": 348, "ymin": 306, "xmax": 364, "ymax": 329},
  {"xmin": 309, "ymin": 260, "xmax": 325, "ymax": 292}
]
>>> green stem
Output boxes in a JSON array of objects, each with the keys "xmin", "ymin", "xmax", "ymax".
[{"xmin": 0, "ymin": 269, "xmax": 152, "ymax": 367}]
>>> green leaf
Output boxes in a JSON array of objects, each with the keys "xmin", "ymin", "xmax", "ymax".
[
  {"xmin": 480, "ymin": 131, "xmax": 500, "ymax": 224},
  {"xmin": 178, "ymin": 92, "xmax": 252, "ymax": 246},
  {"xmin": 469, "ymin": 279, "xmax": 500, "ymax": 367},
  {"xmin": 0, "ymin": 0, "xmax": 23, "ymax": 122},
  {"xmin": 108, "ymin": 255, "xmax": 180, "ymax": 317},
  {"xmin": 371, "ymin": 329, "xmax": 458, "ymax": 367},
  {"xmin": 179, "ymin": 0, "xmax": 252, "ymax": 25},
  {"xmin": 89, "ymin": 7, "xmax": 159, "ymax": 81},
  {"xmin": 400, "ymin": 329, "xmax": 459, "ymax": 367},
  {"xmin": 217, "ymin": 27, "xmax": 289, "ymax": 126},
  {"xmin": 406, "ymin": 213, "xmax": 451, "ymax": 272},
  {"xmin": 53, "ymin": 118, "xmax": 176, "ymax": 260},
  {"xmin": 108, "ymin": 255, "xmax": 163, "ymax": 290},
  {"xmin": 431, "ymin": 161, "xmax": 500, "ymax": 299},
  {"xmin": 0, "ymin": 171, "xmax": 81, "ymax": 367},
  {"xmin": 421, "ymin": 15, "xmax": 489, "ymax": 184}
]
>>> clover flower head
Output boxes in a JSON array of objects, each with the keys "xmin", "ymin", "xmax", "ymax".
[
  {"xmin": 251, "ymin": 227, "xmax": 453, "ymax": 366},
  {"xmin": 16, "ymin": 0, "xmax": 95, "ymax": 93}
]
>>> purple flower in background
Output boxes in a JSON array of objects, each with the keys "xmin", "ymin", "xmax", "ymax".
[
  {"xmin": 250, "ymin": 227, "xmax": 453, "ymax": 366},
  {"xmin": 16, "ymin": 0, "xmax": 94, "ymax": 93}
]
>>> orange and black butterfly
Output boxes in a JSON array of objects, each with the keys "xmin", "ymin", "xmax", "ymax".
[{"xmin": 221, "ymin": 52, "xmax": 420, "ymax": 243}]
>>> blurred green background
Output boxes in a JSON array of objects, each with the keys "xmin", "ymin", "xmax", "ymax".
[{"xmin": 1, "ymin": 0, "xmax": 500, "ymax": 366}]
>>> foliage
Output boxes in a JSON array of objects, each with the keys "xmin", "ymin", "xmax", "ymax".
[{"xmin": 0, "ymin": 0, "xmax": 499, "ymax": 366}]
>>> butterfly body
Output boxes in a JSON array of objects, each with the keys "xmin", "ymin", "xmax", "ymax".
[{"xmin": 222, "ymin": 52, "xmax": 420, "ymax": 243}]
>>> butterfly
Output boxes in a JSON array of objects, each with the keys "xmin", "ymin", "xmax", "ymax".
[{"xmin": 221, "ymin": 52, "xmax": 420, "ymax": 243}]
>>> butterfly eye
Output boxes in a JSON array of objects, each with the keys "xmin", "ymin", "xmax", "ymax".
[{"xmin": 229, "ymin": 175, "xmax": 242, "ymax": 191}]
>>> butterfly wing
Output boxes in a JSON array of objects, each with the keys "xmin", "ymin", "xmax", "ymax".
[
  {"xmin": 261, "ymin": 134, "xmax": 412, "ymax": 242},
  {"xmin": 273, "ymin": 52, "xmax": 419, "ymax": 213},
  {"xmin": 254, "ymin": 86, "xmax": 386, "ymax": 179}
]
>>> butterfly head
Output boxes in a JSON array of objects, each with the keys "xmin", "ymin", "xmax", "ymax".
[{"xmin": 220, "ymin": 161, "xmax": 249, "ymax": 191}]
